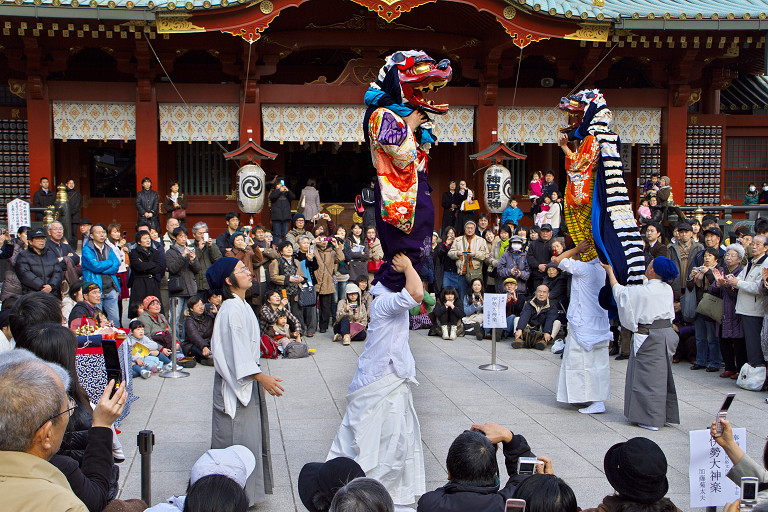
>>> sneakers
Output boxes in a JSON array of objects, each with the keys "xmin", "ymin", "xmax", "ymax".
[
  {"xmin": 551, "ymin": 338, "xmax": 565, "ymax": 354},
  {"xmin": 342, "ymin": 335, "xmax": 351, "ymax": 345},
  {"xmin": 441, "ymin": 325, "xmax": 450, "ymax": 340},
  {"xmin": 637, "ymin": 423, "xmax": 659, "ymax": 431},
  {"xmin": 533, "ymin": 341, "xmax": 547, "ymax": 351},
  {"xmin": 449, "ymin": 325, "xmax": 457, "ymax": 340},
  {"xmin": 333, "ymin": 334, "xmax": 341, "ymax": 342},
  {"xmin": 140, "ymin": 369, "xmax": 152, "ymax": 379},
  {"xmin": 511, "ymin": 340, "xmax": 524, "ymax": 349},
  {"xmin": 578, "ymin": 401, "xmax": 606, "ymax": 414}
]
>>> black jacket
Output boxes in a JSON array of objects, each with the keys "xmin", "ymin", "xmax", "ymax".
[
  {"xmin": 417, "ymin": 434, "xmax": 535, "ymax": 512},
  {"xmin": 269, "ymin": 188, "xmax": 296, "ymax": 221},
  {"xmin": 129, "ymin": 245, "xmax": 164, "ymax": 309},
  {"xmin": 183, "ymin": 311, "xmax": 215, "ymax": 354},
  {"xmin": 542, "ymin": 273, "xmax": 568, "ymax": 303},
  {"xmin": 442, "ymin": 191, "xmax": 459, "ymax": 229},
  {"xmin": 49, "ymin": 426, "xmax": 116, "ymax": 512},
  {"xmin": 69, "ymin": 301, "xmax": 98, "ymax": 325},
  {"xmin": 33, "ymin": 188, "xmax": 56, "ymax": 220},
  {"xmin": 215, "ymin": 227, "xmax": 243, "ymax": 255},
  {"xmin": 541, "ymin": 180, "xmax": 559, "ymax": 200},
  {"xmin": 15, "ymin": 246, "xmax": 63, "ymax": 294},
  {"xmin": 136, "ymin": 189, "xmax": 160, "ymax": 231},
  {"xmin": 517, "ymin": 298, "xmax": 558, "ymax": 334},
  {"xmin": 67, "ymin": 188, "xmax": 82, "ymax": 223},
  {"xmin": 46, "ymin": 238, "xmax": 81, "ymax": 267}
]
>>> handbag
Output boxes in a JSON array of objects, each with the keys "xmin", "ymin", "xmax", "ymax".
[
  {"xmin": 349, "ymin": 321, "xmax": 366, "ymax": 340},
  {"xmin": 736, "ymin": 363, "xmax": 767, "ymax": 391},
  {"xmin": 680, "ymin": 288, "xmax": 697, "ymax": 323},
  {"xmin": 298, "ymin": 260, "xmax": 316, "ymax": 307},
  {"xmin": 695, "ymin": 292, "xmax": 723, "ymax": 323},
  {"xmin": 463, "ymin": 199, "xmax": 480, "ymax": 211},
  {"xmin": 172, "ymin": 208, "xmax": 186, "ymax": 220},
  {"xmin": 368, "ymin": 259, "xmax": 384, "ymax": 272},
  {"xmin": 168, "ymin": 274, "xmax": 184, "ymax": 295},
  {"xmin": 465, "ymin": 267, "xmax": 483, "ymax": 283}
]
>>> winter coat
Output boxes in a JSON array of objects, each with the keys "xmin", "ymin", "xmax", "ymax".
[
  {"xmin": 32, "ymin": 188, "xmax": 56, "ymax": 220},
  {"xmin": 734, "ymin": 254, "xmax": 768, "ymax": 317},
  {"xmin": 285, "ymin": 227, "xmax": 309, "ymax": 252},
  {"xmin": 517, "ymin": 298, "xmax": 558, "ymax": 334},
  {"xmin": 367, "ymin": 237, "xmax": 384, "ymax": 263},
  {"xmin": 16, "ymin": 246, "xmax": 63, "ymax": 295},
  {"xmin": 431, "ymin": 243, "xmax": 444, "ymax": 293},
  {"xmin": 709, "ymin": 264, "xmax": 743, "ymax": 338},
  {"xmin": 686, "ymin": 265, "xmax": 717, "ymax": 303},
  {"xmin": 335, "ymin": 298, "xmax": 368, "ymax": 326},
  {"xmin": 435, "ymin": 241, "xmax": 457, "ymax": 274},
  {"xmin": 68, "ymin": 301, "xmax": 98, "ymax": 325},
  {"xmin": 501, "ymin": 206, "xmax": 523, "ymax": 227},
  {"xmin": 543, "ymin": 272, "xmax": 568, "ymax": 304},
  {"xmin": 269, "ymin": 188, "xmax": 296, "ymax": 221},
  {"xmin": 433, "ymin": 298, "xmax": 466, "ymax": 322},
  {"xmin": 497, "ymin": 250, "xmax": 531, "ymax": 295},
  {"xmin": 46, "ymin": 238, "xmax": 81, "ymax": 267},
  {"xmin": 268, "ymin": 256, "xmax": 306, "ymax": 300},
  {"xmin": 526, "ymin": 239, "xmax": 552, "ymax": 274},
  {"xmin": 183, "ymin": 311, "xmax": 215, "ymax": 354},
  {"xmin": 667, "ymin": 240, "xmax": 704, "ymax": 293},
  {"xmin": 743, "ymin": 191, "xmax": 759, "ymax": 206},
  {"xmin": 448, "ymin": 234, "xmax": 488, "ymax": 276},
  {"xmin": 136, "ymin": 189, "xmax": 160, "ymax": 231},
  {"xmin": 67, "ymin": 188, "xmax": 82, "ymax": 223},
  {"xmin": 295, "ymin": 250, "xmax": 319, "ymax": 287},
  {"xmin": 162, "ymin": 193, "xmax": 187, "ymax": 217},
  {"xmin": 344, "ymin": 236, "xmax": 370, "ymax": 282},
  {"xmin": 224, "ymin": 247, "xmax": 260, "ymax": 277},
  {"xmin": 81, "ymin": 240, "xmax": 120, "ymax": 293},
  {"xmin": 0, "ymin": 240, "xmax": 25, "ymax": 300},
  {"xmin": 139, "ymin": 311, "xmax": 171, "ymax": 337},
  {"xmin": 165, "ymin": 244, "xmax": 202, "ymax": 297},
  {"xmin": 128, "ymin": 245, "xmax": 163, "ymax": 309},
  {"xmin": 298, "ymin": 186, "xmax": 321, "ymax": 221},
  {"xmin": 313, "ymin": 244, "xmax": 344, "ymax": 295},
  {"xmin": 441, "ymin": 191, "xmax": 459, "ymax": 229},
  {"xmin": 194, "ymin": 242, "xmax": 222, "ymax": 292},
  {"xmin": 416, "ymin": 434, "xmax": 535, "ymax": 512},
  {"xmin": 215, "ymin": 227, "xmax": 243, "ymax": 255}
]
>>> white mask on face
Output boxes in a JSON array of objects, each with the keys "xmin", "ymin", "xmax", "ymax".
[
  {"xmin": 764, "ymin": 186, "xmax": 768, "ymax": 192},
  {"xmin": 511, "ymin": 243, "xmax": 523, "ymax": 251},
  {"xmin": 750, "ymin": 186, "xmax": 757, "ymax": 192}
]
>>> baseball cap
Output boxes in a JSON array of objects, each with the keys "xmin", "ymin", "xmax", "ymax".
[
  {"xmin": 676, "ymin": 222, "xmax": 692, "ymax": 232},
  {"xmin": 703, "ymin": 226, "xmax": 722, "ymax": 239},
  {"xmin": 540, "ymin": 223, "xmax": 553, "ymax": 231},
  {"xmin": 190, "ymin": 445, "xmax": 256, "ymax": 489},
  {"xmin": 29, "ymin": 228, "xmax": 46, "ymax": 239}
]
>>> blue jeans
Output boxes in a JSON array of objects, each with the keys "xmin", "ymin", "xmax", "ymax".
[
  {"xmin": 484, "ymin": 314, "xmax": 516, "ymax": 338},
  {"xmin": 442, "ymin": 271, "xmax": 460, "ymax": 293},
  {"xmin": 101, "ymin": 288, "xmax": 121, "ymax": 328},
  {"xmin": 695, "ymin": 314, "xmax": 721, "ymax": 368},
  {"xmin": 272, "ymin": 220, "xmax": 290, "ymax": 245}
]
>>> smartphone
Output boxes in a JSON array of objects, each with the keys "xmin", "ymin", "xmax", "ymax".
[
  {"xmin": 741, "ymin": 477, "xmax": 759, "ymax": 506},
  {"xmin": 243, "ymin": 226, "xmax": 251, "ymax": 238},
  {"xmin": 714, "ymin": 392, "xmax": 736, "ymax": 436},
  {"xmin": 101, "ymin": 339, "xmax": 123, "ymax": 399},
  {"xmin": 309, "ymin": 244, "xmax": 314, "ymax": 255},
  {"xmin": 203, "ymin": 232, "xmax": 209, "ymax": 242},
  {"xmin": 517, "ymin": 457, "xmax": 544, "ymax": 475},
  {"xmin": 280, "ymin": 179, "xmax": 285, "ymax": 187},
  {"xmin": 505, "ymin": 499, "xmax": 526, "ymax": 512}
]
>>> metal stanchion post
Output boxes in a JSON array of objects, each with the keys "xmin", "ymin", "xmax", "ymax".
[
  {"xmin": 479, "ymin": 328, "xmax": 508, "ymax": 371},
  {"xmin": 138, "ymin": 430, "xmax": 154, "ymax": 506},
  {"xmin": 159, "ymin": 296, "xmax": 190, "ymax": 379}
]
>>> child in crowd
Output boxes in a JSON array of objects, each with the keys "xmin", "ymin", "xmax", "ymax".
[
  {"xmin": 127, "ymin": 319, "xmax": 172, "ymax": 375},
  {"xmin": 268, "ymin": 311, "xmax": 302, "ymax": 349},
  {"xmin": 127, "ymin": 302, "xmax": 144, "ymax": 324},
  {"xmin": 529, "ymin": 171, "xmax": 543, "ymax": 200},
  {"xmin": 638, "ymin": 199, "xmax": 652, "ymax": 222},
  {"xmin": 535, "ymin": 196, "xmax": 552, "ymax": 227},
  {"xmin": 409, "ymin": 278, "xmax": 436, "ymax": 330},
  {"xmin": 501, "ymin": 198, "xmax": 523, "ymax": 227}
]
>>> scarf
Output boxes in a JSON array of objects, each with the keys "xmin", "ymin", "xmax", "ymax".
[
  {"xmin": 498, "ymin": 238, "xmax": 510, "ymax": 259},
  {"xmin": 678, "ymin": 239, "xmax": 692, "ymax": 266},
  {"xmin": 461, "ymin": 235, "xmax": 476, "ymax": 273}
]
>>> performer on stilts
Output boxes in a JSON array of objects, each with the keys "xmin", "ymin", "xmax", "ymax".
[
  {"xmin": 602, "ymin": 256, "xmax": 680, "ymax": 431},
  {"xmin": 207, "ymin": 257, "xmax": 285, "ymax": 506},
  {"xmin": 327, "ymin": 50, "xmax": 452, "ymax": 506}
]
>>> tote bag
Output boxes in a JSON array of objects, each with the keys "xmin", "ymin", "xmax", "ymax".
[
  {"xmin": 695, "ymin": 292, "xmax": 723, "ymax": 323},
  {"xmin": 680, "ymin": 288, "xmax": 697, "ymax": 323}
]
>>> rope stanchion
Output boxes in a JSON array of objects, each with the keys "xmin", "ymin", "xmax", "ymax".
[{"xmin": 159, "ymin": 296, "xmax": 190, "ymax": 379}]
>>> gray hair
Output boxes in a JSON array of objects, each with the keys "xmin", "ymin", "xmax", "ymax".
[
  {"xmin": 0, "ymin": 349, "xmax": 69, "ymax": 452},
  {"xmin": 725, "ymin": 244, "xmax": 745, "ymax": 260},
  {"xmin": 192, "ymin": 222, "xmax": 208, "ymax": 234},
  {"xmin": 47, "ymin": 220, "xmax": 63, "ymax": 231},
  {"xmin": 329, "ymin": 478, "xmax": 394, "ymax": 512},
  {"xmin": 755, "ymin": 234, "xmax": 768, "ymax": 247}
]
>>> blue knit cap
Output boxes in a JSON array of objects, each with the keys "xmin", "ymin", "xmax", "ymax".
[
  {"xmin": 206, "ymin": 257, "xmax": 240, "ymax": 295},
  {"xmin": 652, "ymin": 256, "xmax": 678, "ymax": 282}
]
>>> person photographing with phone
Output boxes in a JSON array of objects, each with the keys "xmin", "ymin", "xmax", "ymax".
[{"xmin": 710, "ymin": 417, "xmax": 768, "ymax": 503}]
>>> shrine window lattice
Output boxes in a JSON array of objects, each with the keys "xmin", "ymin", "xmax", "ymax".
[{"xmin": 723, "ymin": 137, "xmax": 768, "ymax": 201}]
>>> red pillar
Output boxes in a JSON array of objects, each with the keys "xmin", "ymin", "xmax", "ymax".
[
  {"xmin": 26, "ymin": 81, "xmax": 53, "ymax": 199},
  {"xmin": 661, "ymin": 93, "xmax": 687, "ymax": 205},
  {"xmin": 135, "ymin": 85, "xmax": 158, "ymax": 192}
]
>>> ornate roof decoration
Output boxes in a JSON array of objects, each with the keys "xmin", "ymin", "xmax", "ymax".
[{"xmin": 720, "ymin": 74, "xmax": 768, "ymax": 111}]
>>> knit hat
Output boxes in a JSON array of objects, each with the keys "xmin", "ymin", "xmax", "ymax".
[
  {"xmin": 230, "ymin": 231, "xmax": 245, "ymax": 245},
  {"xmin": 82, "ymin": 281, "xmax": 100, "ymax": 295},
  {"xmin": 464, "ymin": 220, "xmax": 476, "ymax": 229},
  {"xmin": 206, "ymin": 257, "xmax": 241, "ymax": 295},
  {"xmin": 142, "ymin": 295, "xmax": 161, "ymax": 309},
  {"xmin": 298, "ymin": 458, "xmax": 366, "ymax": 512},
  {"xmin": 604, "ymin": 438, "xmax": 669, "ymax": 504},
  {"xmin": 651, "ymin": 256, "xmax": 678, "ymax": 282},
  {"xmin": 293, "ymin": 212, "xmax": 305, "ymax": 224}
]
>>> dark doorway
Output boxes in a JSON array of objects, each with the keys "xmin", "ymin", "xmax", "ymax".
[{"xmin": 284, "ymin": 143, "xmax": 374, "ymax": 203}]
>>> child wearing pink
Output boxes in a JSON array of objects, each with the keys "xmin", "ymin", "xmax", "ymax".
[{"xmin": 529, "ymin": 175, "xmax": 543, "ymax": 199}]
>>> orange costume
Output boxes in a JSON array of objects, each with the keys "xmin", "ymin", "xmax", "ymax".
[{"xmin": 564, "ymin": 134, "xmax": 599, "ymax": 262}]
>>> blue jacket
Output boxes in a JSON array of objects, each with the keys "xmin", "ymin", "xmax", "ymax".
[
  {"xmin": 82, "ymin": 239, "xmax": 120, "ymax": 293},
  {"xmin": 501, "ymin": 206, "xmax": 523, "ymax": 227}
]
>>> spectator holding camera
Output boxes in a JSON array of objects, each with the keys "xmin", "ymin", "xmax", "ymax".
[
  {"xmin": 285, "ymin": 213, "xmax": 309, "ymax": 252},
  {"xmin": 417, "ymin": 421, "xmax": 544, "ymax": 512},
  {"xmin": 710, "ymin": 419, "xmax": 768, "ymax": 502},
  {"xmin": 268, "ymin": 241, "xmax": 307, "ymax": 322},
  {"xmin": 333, "ymin": 283, "xmax": 368, "ymax": 345},
  {"xmin": 312, "ymin": 234, "xmax": 344, "ymax": 334},
  {"xmin": 269, "ymin": 178, "xmax": 295, "ymax": 245},
  {"xmin": 191, "ymin": 222, "xmax": 222, "ymax": 296},
  {"xmin": 166, "ymin": 227, "xmax": 201, "ymax": 339},
  {"xmin": 687, "ymin": 247, "xmax": 721, "ymax": 372}
]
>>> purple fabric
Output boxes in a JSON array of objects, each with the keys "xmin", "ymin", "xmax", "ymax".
[
  {"xmin": 373, "ymin": 170, "xmax": 435, "ymax": 290},
  {"xmin": 709, "ymin": 264, "xmax": 743, "ymax": 338},
  {"xmin": 378, "ymin": 112, "xmax": 409, "ymax": 147}
]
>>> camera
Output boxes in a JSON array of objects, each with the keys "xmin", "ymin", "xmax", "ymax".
[
  {"xmin": 741, "ymin": 477, "xmax": 759, "ymax": 509},
  {"xmin": 517, "ymin": 457, "xmax": 543, "ymax": 476},
  {"xmin": 474, "ymin": 294, "xmax": 481, "ymax": 301}
]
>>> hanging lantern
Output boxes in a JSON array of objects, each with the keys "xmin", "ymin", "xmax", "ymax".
[
  {"xmin": 483, "ymin": 164, "xmax": 512, "ymax": 213},
  {"xmin": 236, "ymin": 164, "xmax": 266, "ymax": 214}
]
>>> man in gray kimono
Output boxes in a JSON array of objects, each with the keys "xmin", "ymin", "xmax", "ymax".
[{"xmin": 601, "ymin": 256, "xmax": 680, "ymax": 431}]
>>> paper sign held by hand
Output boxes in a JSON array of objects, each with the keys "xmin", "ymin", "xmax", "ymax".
[{"xmin": 689, "ymin": 428, "xmax": 746, "ymax": 508}]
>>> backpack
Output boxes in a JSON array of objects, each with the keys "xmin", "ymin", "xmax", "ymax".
[
  {"xmin": 283, "ymin": 341, "xmax": 310, "ymax": 359},
  {"xmin": 260, "ymin": 334, "xmax": 280, "ymax": 359}
]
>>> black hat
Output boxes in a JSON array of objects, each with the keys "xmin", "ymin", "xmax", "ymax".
[
  {"xmin": 676, "ymin": 222, "xmax": 692, "ymax": 232},
  {"xmin": 540, "ymin": 223, "xmax": 553, "ymax": 231},
  {"xmin": 81, "ymin": 218, "xmax": 92, "ymax": 225},
  {"xmin": 29, "ymin": 228, "xmax": 46, "ymax": 239},
  {"xmin": 604, "ymin": 438, "xmax": 669, "ymax": 504},
  {"xmin": 703, "ymin": 226, "xmax": 722, "ymax": 239},
  {"xmin": 298, "ymin": 457, "xmax": 366, "ymax": 512}
]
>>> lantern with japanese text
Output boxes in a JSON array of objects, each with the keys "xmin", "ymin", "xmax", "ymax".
[
  {"xmin": 483, "ymin": 165, "xmax": 512, "ymax": 213},
  {"xmin": 236, "ymin": 164, "xmax": 266, "ymax": 214}
]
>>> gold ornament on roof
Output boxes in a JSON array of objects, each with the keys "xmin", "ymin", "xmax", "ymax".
[
  {"xmin": 503, "ymin": 6, "xmax": 516, "ymax": 19},
  {"xmin": 260, "ymin": 0, "xmax": 273, "ymax": 13}
]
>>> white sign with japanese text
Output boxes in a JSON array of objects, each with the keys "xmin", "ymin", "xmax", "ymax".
[
  {"xmin": 482, "ymin": 293, "xmax": 508, "ymax": 329},
  {"xmin": 7, "ymin": 198, "xmax": 30, "ymax": 237},
  {"xmin": 689, "ymin": 428, "xmax": 746, "ymax": 508}
]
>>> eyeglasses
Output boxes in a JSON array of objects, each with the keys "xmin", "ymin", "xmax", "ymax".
[
  {"xmin": 234, "ymin": 267, "xmax": 252, "ymax": 275},
  {"xmin": 37, "ymin": 396, "xmax": 76, "ymax": 431}
]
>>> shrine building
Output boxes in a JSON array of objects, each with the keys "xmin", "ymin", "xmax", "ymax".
[{"xmin": 0, "ymin": 0, "xmax": 766, "ymax": 231}]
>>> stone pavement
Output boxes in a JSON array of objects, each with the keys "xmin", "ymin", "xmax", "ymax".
[{"xmin": 116, "ymin": 329, "xmax": 768, "ymax": 511}]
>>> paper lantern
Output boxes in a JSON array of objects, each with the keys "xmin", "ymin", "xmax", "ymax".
[
  {"xmin": 236, "ymin": 164, "xmax": 265, "ymax": 214},
  {"xmin": 484, "ymin": 164, "xmax": 512, "ymax": 213}
]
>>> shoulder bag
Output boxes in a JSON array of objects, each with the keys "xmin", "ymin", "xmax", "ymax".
[
  {"xmin": 695, "ymin": 292, "xmax": 723, "ymax": 323},
  {"xmin": 298, "ymin": 260, "xmax": 317, "ymax": 307}
]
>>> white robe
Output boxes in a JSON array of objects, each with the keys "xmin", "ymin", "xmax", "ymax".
[
  {"xmin": 556, "ymin": 257, "xmax": 611, "ymax": 404},
  {"xmin": 328, "ymin": 283, "xmax": 426, "ymax": 505}
]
